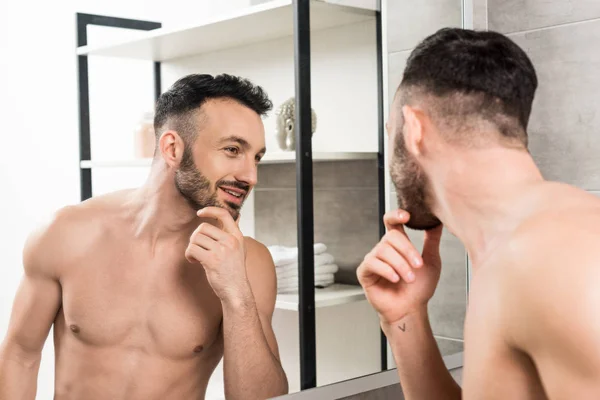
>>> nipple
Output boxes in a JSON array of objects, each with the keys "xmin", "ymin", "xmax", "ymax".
[
  {"xmin": 69, "ymin": 324, "xmax": 80, "ymax": 334},
  {"xmin": 193, "ymin": 345, "xmax": 204, "ymax": 353}
]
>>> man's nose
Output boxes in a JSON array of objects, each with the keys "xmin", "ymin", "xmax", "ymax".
[{"xmin": 236, "ymin": 158, "xmax": 258, "ymax": 187}]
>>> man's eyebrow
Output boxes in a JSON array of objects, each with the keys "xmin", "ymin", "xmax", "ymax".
[{"xmin": 219, "ymin": 135, "xmax": 266, "ymax": 156}]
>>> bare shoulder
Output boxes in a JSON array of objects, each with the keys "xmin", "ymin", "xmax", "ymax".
[
  {"xmin": 491, "ymin": 184, "xmax": 600, "ymax": 380},
  {"xmin": 505, "ymin": 183, "xmax": 600, "ymax": 276},
  {"xmin": 243, "ymin": 237, "xmax": 276, "ymax": 271},
  {"xmin": 24, "ymin": 190, "xmax": 133, "ymax": 278},
  {"xmin": 23, "ymin": 205, "xmax": 89, "ymax": 274}
]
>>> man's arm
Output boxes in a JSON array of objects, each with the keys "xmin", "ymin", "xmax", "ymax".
[
  {"xmin": 357, "ymin": 210, "xmax": 460, "ymax": 400},
  {"xmin": 221, "ymin": 238, "xmax": 288, "ymax": 400},
  {"xmin": 382, "ymin": 309, "xmax": 461, "ymax": 400},
  {"xmin": 0, "ymin": 219, "xmax": 63, "ymax": 400},
  {"xmin": 186, "ymin": 207, "xmax": 288, "ymax": 400}
]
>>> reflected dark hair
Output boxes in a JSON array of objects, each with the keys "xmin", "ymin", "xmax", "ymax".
[
  {"xmin": 398, "ymin": 28, "xmax": 538, "ymax": 146},
  {"xmin": 154, "ymin": 73, "xmax": 272, "ymax": 143}
]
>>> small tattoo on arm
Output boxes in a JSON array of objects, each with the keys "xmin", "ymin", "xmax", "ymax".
[{"xmin": 398, "ymin": 323, "xmax": 406, "ymax": 332}]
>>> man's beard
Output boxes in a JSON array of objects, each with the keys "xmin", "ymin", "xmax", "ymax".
[
  {"xmin": 174, "ymin": 147, "xmax": 248, "ymax": 221},
  {"xmin": 390, "ymin": 132, "xmax": 442, "ymax": 231}
]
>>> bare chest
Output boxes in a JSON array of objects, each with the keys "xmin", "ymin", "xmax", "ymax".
[{"xmin": 58, "ymin": 249, "xmax": 223, "ymax": 360}]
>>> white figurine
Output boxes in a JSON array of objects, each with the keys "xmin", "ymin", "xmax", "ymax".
[{"xmin": 275, "ymin": 97, "xmax": 317, "ymax": 151}]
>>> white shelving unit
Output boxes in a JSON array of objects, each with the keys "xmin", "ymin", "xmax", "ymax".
[
  {"xmin": 275, "ymin": 284, "xmax": 366, "ymax": 311},
  {"xmin": 79, "ymin": 151, "xmax": 377, "ymax": 169},
  {"xmin": 77, "ymin": 0, "xmax": 375, "ymax": 61}
]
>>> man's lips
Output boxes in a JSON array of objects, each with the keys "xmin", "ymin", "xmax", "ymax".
[{"xmin": 219, "ymin": 186, "xmax": 247, "ymax": 203}]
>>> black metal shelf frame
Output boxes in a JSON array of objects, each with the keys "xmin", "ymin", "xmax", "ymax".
[
  {"xmin": 75, "ymin": 0, "xmax": 386, "ymax": 391},
  {"xmin": 76, "ymin": 13, "xmax": 161, "ymax": 201},
  {"xmin": 375, "ymin": 3, "xmax": 388, "ymax": 373}
]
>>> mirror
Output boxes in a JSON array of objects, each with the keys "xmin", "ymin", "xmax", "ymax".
[{"xmin": 0, "ymin": 1, "xmax": 468, "ymax": 400}]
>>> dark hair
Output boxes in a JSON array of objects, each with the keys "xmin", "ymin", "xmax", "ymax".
[
  {"xmin": 398, "ymin": 28, "xmax": 538, "ymax": 146},
  {"xmin": 154, "ymin": 73, "xmax": 272, "ymax": 142}
]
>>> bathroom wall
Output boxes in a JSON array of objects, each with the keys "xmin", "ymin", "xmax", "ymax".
[
  {"xmin": 485, "ymin": 0, "xmax": 600, "ymax": 193},
  {"xmin": 386, "ymin": 0, "xmax": 466, "ymax": 359}
]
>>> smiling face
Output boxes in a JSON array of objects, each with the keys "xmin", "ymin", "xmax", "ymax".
[{"xmin": 174, "ymin": 99, "xmax": 266, "ymax": 221}]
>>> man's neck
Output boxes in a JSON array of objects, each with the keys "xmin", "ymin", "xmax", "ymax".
[
  {"xmin": 128, "ymin": 162, "xmax": 199, "ymax": 244},
  {"xmin": 428, "ymin": 146, "xmax": 544, "ymax": 268}
]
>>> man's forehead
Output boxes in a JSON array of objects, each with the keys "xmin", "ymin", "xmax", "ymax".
[
  {"xmin": 197, "ymin": 102, "xmax": 265, "ymax": 146},
  {"xmin": 211, "ymin": 125, "xmax": 266, "ymax": 152}
]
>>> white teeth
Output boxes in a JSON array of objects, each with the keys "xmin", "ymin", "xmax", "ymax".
[{"xmin": 224, "ymin": 189, "xmax": 242, "ymax": 198}]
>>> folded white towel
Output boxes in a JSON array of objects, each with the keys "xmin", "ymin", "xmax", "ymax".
[
  {"xmin": 268, "ymin": 243, "xmax": 328, "ymax": 267},
  {"xmin": 277, "ymin": 273, "xmax": 335, "ymax": 293},
  {"xmin": 277, "ymin": 263, "xmax": 339, "ymax": 280},
  {"xmin": 276, "ymin": 253, "xmax": 335, "ymax": 271}
]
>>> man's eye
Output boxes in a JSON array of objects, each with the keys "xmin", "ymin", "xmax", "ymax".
[{"xmin": 225, "ymin": 147, "xmax": 239, "ymax": 155}]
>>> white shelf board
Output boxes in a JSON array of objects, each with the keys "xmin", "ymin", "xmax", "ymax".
[
  {"xmin": 262, "ymin": 151, "xmax": 377, "ymax": 163},
  {"xmin": 76, "ymin": 0, "xmax": 375, "ymax": 61},
  {"xmin": 79, "ymin": 152, "xmax": 376, "ymax": 169},
  {"xmin": 275, "ymin": 284, "xmax": 366, "ymax": 311}
]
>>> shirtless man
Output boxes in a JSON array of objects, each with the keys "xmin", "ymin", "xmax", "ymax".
[
  {"xmin": 0, "ymin": 74, "xmax": 288, "ymax": 399},
  {"xmin": 358, "ymin": 28, "xmax": 600, "ymax": 399}
]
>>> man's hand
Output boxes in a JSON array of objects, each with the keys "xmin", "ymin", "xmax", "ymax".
[
  {"xmin": 357, "ymin": 209, "xmax": 444, "ymax": 324},
  {"xmin": 189, "ymin": 208, "xmax": 288, "ymax": 398},
  {"xmin": 185, "ymin": 206, "xmax": 249, "ymax": 302}
]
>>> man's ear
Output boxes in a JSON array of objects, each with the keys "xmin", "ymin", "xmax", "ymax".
[
  {"xmin": 401, "ymin": 105, "xmax": 425, "ymax": 156},
  {"xmin": 158, "ymin": 130, "xmax": 185, "ymax": 167}
]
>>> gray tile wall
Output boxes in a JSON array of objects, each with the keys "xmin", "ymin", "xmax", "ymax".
[
  {"xmin": 387, "ymin": 51, "xmax": 411, "ymax": 106},
  {"xmin": 472, "ymin": 0, "xmax": 488, "ymax": 30},
  {"xmin": 254, "ymin": 160, "xmax": 380, "ymax": 285},
  {"xmin": 387, "ymin": 0, "xmax": 463, "ymax": 53},
  {"xmin": 488, "ymin": 0, "xmax": 600, "ymax": 34},
  {"xmin": 436, "ymin": 337, "xmax": 465, "ymax": 356},
  {"xmin": 496, "ymin": 16, "xmax": 600, "ymax": 190}
]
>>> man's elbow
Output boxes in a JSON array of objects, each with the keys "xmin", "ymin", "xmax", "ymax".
[
  {"xmin": 268, "ymin": 368, "xmax": 289, "ymax": 398},
  {"xmin": 234, "ymin": 372, "xmax": 288, "ymax": 400},
  {"xmin": 277, "ymin": 373, "xmax": 289, "ymax": 396},
  {"xmin": 0, "ymin": 338, "xmax": 43, "ymax": 370}
]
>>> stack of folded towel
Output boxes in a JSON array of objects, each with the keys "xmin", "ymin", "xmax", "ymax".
[{"xmin": 268, "ymin": 243, "xmax": 339, "ymax": 294}]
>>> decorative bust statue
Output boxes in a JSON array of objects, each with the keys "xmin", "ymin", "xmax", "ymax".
[{"xmin": 275, "ymin": 97, "xmax": 317, "ymax": 151}]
